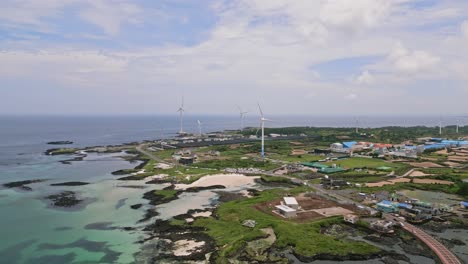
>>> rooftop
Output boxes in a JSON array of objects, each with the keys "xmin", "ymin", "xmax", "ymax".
[
  {"xmin": 283, "ymin": 197, "xmax": 298, "ymax": 205},
  {"xmin": 275, "ymin": 205, "xmax": 296, "ymax": 212}
]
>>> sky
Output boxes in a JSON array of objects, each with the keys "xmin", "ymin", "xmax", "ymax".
[{"xmin": 0, "ymin": 0, "xmax": 467, "ymax": 116}]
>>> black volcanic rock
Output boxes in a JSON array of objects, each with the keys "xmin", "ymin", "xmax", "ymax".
[
  {"xmin": 46, "ymin": 191, "xmax": 83, "ymax": 207},
  {"xmin": 3, "ymin": 179, "xmax": 46, "ymax": 190},
  {"xmin": 50, "ymin": 182, "xmax": 90, "ymax": 186},
  {"xmin": 47, "ymin": 141, "xmax": 73, "ymax": 145}
]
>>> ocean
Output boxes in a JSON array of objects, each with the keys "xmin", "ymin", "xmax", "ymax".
[{"xmin": 0, "ymin": 115, "xmax": 465, "ymax": 263}]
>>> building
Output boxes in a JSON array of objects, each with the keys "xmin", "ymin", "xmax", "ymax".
[
  {"xmin": 301, "ymin": 162, "xmax": 329, "ymax": 170},
  {"xmin": 343, "ymin": 214, "xmax": 359, "ymax": 224},
  {"xmin": 283, "ymin": 197, "xmax": 299, "ymax": 209},
  {"xmin": 370, "ymin": 220, "xmax": 394, "ymax": 233},
  {"xmin": 399, "ymin": 207, "xmax": 431, "ymax": 222},
  {"xmin": 207, "ymin": 150, "xmax": 221, "ymax": 156},
  {"xmin": 376, "ymin": 200, "xmax": 399, "ymax": 213},
  {"xmin": 330, "ymin": 143, "xmax": 347, "ymax": 153},
  {"xmin": 179, "ymin": 156, "xmax": 194, "ymax": 165},
  {"xmin": 412, "ymin": 201, "xmax": 437, "ymax": 215},
  {"xmin": 275, "ymin": 205, "xmax": 297, "ymax": 218},
  {"xmin": 460, "ymin": 201, "xmax": 468, "ymax": 209},
  {"xmin": 321, "ymin": 176, "xmax": 348, "ymax": 189},
  {"xmin": 343, "ymin": 141, "xmax": 357, "ymax": 149}
]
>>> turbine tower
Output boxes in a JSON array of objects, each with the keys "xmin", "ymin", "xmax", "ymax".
[
  {"xmin": 439, "ymin": 117, "xmax": 442, "ymax": 135},
  {"xmin": 258, "ymin": 103, "xmax": 271, "ymax": 160},
  {"xmin": 177, "ymin": 97, "xmax": 185, "ymax": 134},
  {"xmin": 237, "ymin": 105, "xmax": 248, "ymax": 131},
  {"xmin": 355, "ymin": 117, "xmax": 359, "ymax": 134},
  {"xmin": 456, "ymin": 119, "xmax": 459, "ymax": 134},
  {"xmin": 197, "ymin": 120, "xmax": 202, "ymax": 136}
]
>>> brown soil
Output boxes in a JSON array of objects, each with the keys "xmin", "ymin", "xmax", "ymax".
[{"xmin": 408, "ymin": 162, "xmax": 444, "ymax": 168}]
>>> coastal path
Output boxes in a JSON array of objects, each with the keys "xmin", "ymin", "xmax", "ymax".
[
  {"xmin": 384, "ymin": 214, "xmax": 462, "ymax": 264},
  {"xmin": 401, "ymin": 222, "xmax": 461, "ymax": 264},
  {"xmin": 136, "ymin": 144, "xmax": 173, "ymax": 165}
]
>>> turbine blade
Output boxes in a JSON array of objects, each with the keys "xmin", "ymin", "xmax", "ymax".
[{"xmin": 258, "ymin": 103, "xmax": 264, "ymax": 117}]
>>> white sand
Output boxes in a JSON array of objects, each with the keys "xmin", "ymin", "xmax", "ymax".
[
  {"xmin": 173, "ymin": 239, "xmax": 205, "ymax": 256},
  {"xmin": 192, "ymin": 211, "xmax": 212, "ymax": 218},
  {"xmin": 175, "ymin": 174, "xmax": 259, "ymax": 190}
]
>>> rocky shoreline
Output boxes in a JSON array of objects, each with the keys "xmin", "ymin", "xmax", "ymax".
[{"xmin": 3, "ymin": 179, "xmax": 46, "ymax": 191}]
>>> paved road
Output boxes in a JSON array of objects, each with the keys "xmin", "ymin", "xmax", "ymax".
[{"xmin": 136, "ymin": 144, "xmax": 172, "ymax": 165}]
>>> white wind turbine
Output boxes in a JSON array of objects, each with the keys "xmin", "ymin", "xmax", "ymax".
[
  {"xmin": 258, "ymin": 103, "xmax": 272, "ymax": 160},
  {"xmin": 438, "ymin": 116, "xmax": 442, "ymax": 135},
  {"xmin": 197, "ymin": 120, "xmax": 202, "ymax": 136},
  {"xmin": 177, "ymin": 97, "xmax": 185, "ymax": 134},
  {"xmin": 237, "ymin": 105, "xmax": 248, "ymax": 131}
]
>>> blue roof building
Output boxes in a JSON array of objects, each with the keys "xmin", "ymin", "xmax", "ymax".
[
  {"xmin": 343, "ymin": 141, "xmax": 357, "ymax": 148},
  {"xmin": 461, "ymin": 201, "xmax": 468, "ymax": 209},
  {"xmin": 376, "ymin": 200, "xmax": 399, "ymax": 213},
  {"xmin": 424, "ymin": 144, "xmax": 447, "ymax": 150}
]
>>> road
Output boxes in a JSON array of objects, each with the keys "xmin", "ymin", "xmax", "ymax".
[{"xmin": 136, "ymin": 144, "xmax": 172, "ymax": 165}]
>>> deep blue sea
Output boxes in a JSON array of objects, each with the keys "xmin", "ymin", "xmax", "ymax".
[{"xmin": 0, "ymin": 115, "xmax": 466, "ymax": 263}]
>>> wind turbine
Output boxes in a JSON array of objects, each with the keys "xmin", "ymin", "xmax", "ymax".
[
  {"xmin": 355, "ymin": 117, "xmax": 359, "ymax": 134},
  {"xmin": 177, "ymin": 97, "xmax": 185, "ymax": 134},
  {"xmin": 439, "ymin": 116, "xmax": 442, "ymax": 135},
  {"xmin": 237, "ymin": 105, "xmax": 248, "ymax": 131},
  {"xmin": 258, "ymin": 103, "xmax": 272, "ymax": 160},
  {"xmin": 197, "ymin": 120, "xmax": 202, "ymax": 136}
]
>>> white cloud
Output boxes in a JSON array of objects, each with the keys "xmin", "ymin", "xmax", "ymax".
[
  {"xmin": 1, "ymin": 0, "xmax": 468, "ymax": 115},
  {"xmin": 356, "ymin": 70, "xmax": 374, "ymax": 85},
  {"xmin": 388, "ymin": 43, "xmax": 440, "ymax": 74},
  {"xmin": 79, "ymin": 0, "xmax": 143, "ymax": 36},
  {"xmin": 461, "ymin": 20, "xmax": 468, "ymax": 39},
  {"xmin": 319, "ymin": 0, "xmax": 393, "ymax": 32}
]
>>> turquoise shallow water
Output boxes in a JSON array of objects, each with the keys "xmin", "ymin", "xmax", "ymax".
[{"xmin": 0, "ymin": 153, "xmax": 151, "ymax": 263}]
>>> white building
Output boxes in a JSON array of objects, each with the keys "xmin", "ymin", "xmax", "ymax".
[
  {"xmin": 275, "ymin": 205, "xmax": 297, "ymax": 218},
  {"xmin": 343, "ymin": 214, "xmax": 359, "ymax": 224},
  {"xmin": 283, "ymin": 197, "xmax": 299, "ymax": 210}
]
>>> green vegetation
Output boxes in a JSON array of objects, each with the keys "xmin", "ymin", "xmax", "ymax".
[
  {"xmin": 323, "ymin": 157, "xmax": 401, "ymax": 170},
  {"xmin": 46, "ymin": 148, "xmax": 79, "ymax": 155},
  {"xmin": 242, "ymin": 126, "xmax": 468, "ymax": 144},
  {"xmin": 193, "ymin": 187, "xmax": 380, "ymax": 262},
  {"xmin": 195, "ymin": 158, "xmax": 278, "ymax": 171},
  {"xmin": 360, "ymin": 182, "xmax": 468, "ymax": 199},
  {"xmin": 154, "ymin": 189, "xmax": 178, "ymax": 199},
  {"xmin": 260, "ymin": 175, "xmax": 294, "ymax": 184}
]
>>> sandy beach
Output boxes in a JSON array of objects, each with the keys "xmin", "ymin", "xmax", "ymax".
[{"xmin": 175, "ymin": 174, "xmax": 259, "ymax": 190}]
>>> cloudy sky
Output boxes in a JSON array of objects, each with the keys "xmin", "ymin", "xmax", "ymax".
[{"xmin": 1, "ymin": 0, "xmax": 467, "ymax": 116}]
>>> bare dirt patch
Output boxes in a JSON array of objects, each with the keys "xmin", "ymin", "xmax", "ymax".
[
  {"xmin": 448, "ymin": 156, "xmax": 468, "ymax": 162},
  {"xmin": 311, "ymin": 207, "xmax": 354, "ymax": 217},
  {"xmin": 408, "ymin": 162, "xmax": 444, "ymax": 168},
  {"xmin": 413, "ymin": 179, "xmax": 455, "ymax": 185},
  {"xmin": 366, "ymin": 178, "xmax": 411, "ymax": 187},
  {"xmin": 254, "ymin": 194, "xmax": 359, "ymax": 222},
  {"xmin": 408, "ymin": 170, "xmax": 432, "ymax": 177}
]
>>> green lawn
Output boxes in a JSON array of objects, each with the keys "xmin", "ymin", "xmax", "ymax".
[
  {"xmin": 270, "ymin": 153, "xmax": 323, "ymax": 163},
  {"xmin": 154, "ymin": 189, "xmax": 178, "ymax": 199},
  {"xmin": 193, "ymin": 187, "xmax": 380, "ymax": 261},
  {"xmin": 323, "ymin": 157, "xmax": 404, "ymax": 170}
]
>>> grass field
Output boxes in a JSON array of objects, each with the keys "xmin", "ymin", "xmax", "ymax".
[
  {"xmin": 323, "ymin": 157, "xmax": 402, "ymax": 169},
  {"xmin": 193, "ymin": 187, "xmax": 380, "ymax": 261}
]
